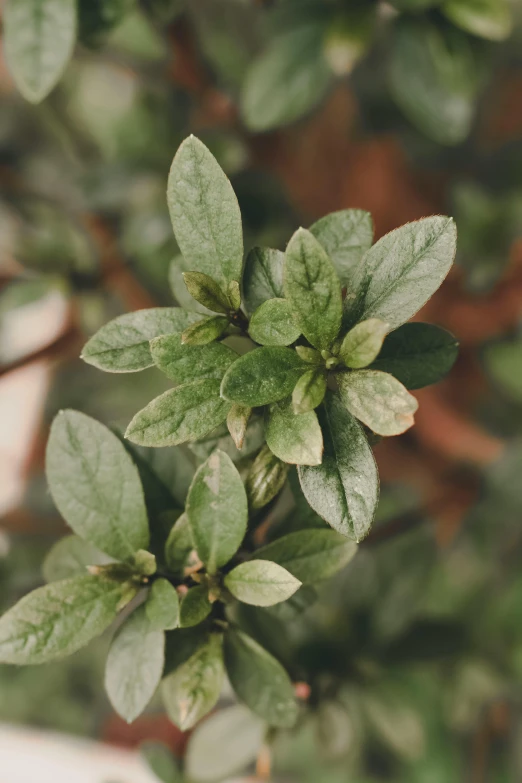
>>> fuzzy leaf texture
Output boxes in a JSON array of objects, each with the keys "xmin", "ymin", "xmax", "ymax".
[
  {"xmin": 256, "ymin": 529, "xmax": 358, "ymax": 583},
  {"xmin": 220, "ymin": 347, "xmax": 307, "ymax": 407},
  {"xmin": 265, "ymin": 397, "xmax": 323, "ymax": 466},
  {"xmin": 248, "ymin": 298, "xmax": 301, "ymax": 346},
  {"xmin": 338, "ymin": 370, "xmax": 419, "ymax": 436},
  {"xmin": 310, "ymin": 208, "xmax": 374, "ymax": 285},
  {"xmin": 224, "ymin": 560, "xmax": 301, "ymax": 607},
  {"xmin": 242, "ymin": 247, "xmax": 284, "ymax": 314},
  {"xmin": 151, "ymin": 335, "xmax": 237, "ymax": 384}
]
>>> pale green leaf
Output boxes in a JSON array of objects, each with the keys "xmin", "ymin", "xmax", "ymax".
[
  {"xmin": 443, "ymin": 0, "xmax": 512, "ymax": 42},
  {"xmin": 105, "ymin": 606, "xmax": 165, "ymax": 723},
  {"xmin": 181, "ymin": 316, "xmax": 229, "ymax": 346},
  {"xmin": 167, "ymin": 136, "xmax": 243, "ymax": 287},
  {"xmin": 295, "ymin": 346, "xmax": 322, "ymax": 365},
  {"xmin": 0, "ymin": 575, "xmax": 134, "ymax": 665},
  {"xmin": 151, "ymin": 334, "xmax": 237, "ymax": 384},
  {"xmin": 4, "ymin": 0, "xmax": 77, "ymax": 103},
  {"xmin": 46, "ymin": 410, "xmax": 149, "ymax": 562},
  {"xmin": 225, "ymin": 560, "xmax": 301, "ymax": 607},
  {"xmin": 350, "ymin": 216, "xmax": 457, "ymax": 330},
  {"xmin": 81, "ymin": 308, "xmax": 199, "ymax": 373},
  {"xmin": 246, "ymin": 445, "xmax": 289, "ymax": 510},
  {"xmin": 182, "ymin": 271, "xmax": 231, "ymax": 314},
  {"xmin": 265, "ymin": 397, "xmax": 323, "ymax": 466},
  {"xmin": 257, "ymin": 529, "xmax": 357, "ymax": 582},
  {"xmin": 162, "ymin": 633, "xmax": 224, "ymax": 730},
  {"xmin": 169, "ymin": 255, "xmax": 212, "ymax": 315},
  {"xmin": 224, "ymin": 628, "xmax": 298, "ymax": 728},
  {"xmin": 179, "ymin": 586, "xmax": 212, "ymax": 628},
  {"xmin": 338, "ymin": 370, "xmax": 419, "ymax": 436},
  {"xmin": 241, "ymin": 27, "xmax": 331, "ymax": 132},
  {"xmin": 310, "ymin": 209, "xmax": 373, "ymax": 284},
  {"xmin": 292, "ymin": 369, "xmax": 327, "ymax": 413},
  {"xmin": 146, "ymin": 579, "xmax": 180, "ymax": 631},
  {"xmin": 140, "ymin": 741, "xmax": 182, "ymax": 783},
  {"xmin": 284, "ymin": 227, "xmax": 342, "ymax": 351},
  {"xmin": 242, "ymin": 247, "xmax": 284, "ymax": 315},
  {"xmin": 186, "ymin": 450, "xmax": 248, "ymax": 573},
  {"xmin": 220, "ymin": 346, "xmax": 306, "ymax": 407},
  {"xmin": 125, "ymin": 379, "xmax": 231, "ymax": 447},
  {"xmin": 369, "ymin": 322, "xmax": 458, "ymax": 389},
  {"xmin": 298, "ymin": 393, "xmax": 378, "ymax": 541},
  {"xmin": 340, "ymin": 318, "xmax": 389, "ymax": 369},
  {"xmin": 249, "ymin": 298, "xmax": 301, "ymax": 347},
  {"xmin": 226, "ymin": 404, "xmax": 252, "ymax": 450},
  {"xmin": 186, "ymin": 705, "xmax": 265, "ymax": 783},
  {"xmin": 42, "ymin": 535, "xmax": 112, "ymax": 583},
  {"xmin": 164, "ymin": 512, "xmax": 194, "ymax": 576}
]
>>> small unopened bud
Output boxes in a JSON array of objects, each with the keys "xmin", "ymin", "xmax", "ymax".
[{"xmin": 246, "ymin": 445, "xmax": 289, "ymax": 510}]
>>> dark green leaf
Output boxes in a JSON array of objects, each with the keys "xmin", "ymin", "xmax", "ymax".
[
  {"xmin": 164, "ymin": 512, "xmax": 194, "ymax": 576},
  {"xmin": 338, "ymin": 370, "xmax": 419, "ymax": 436},
  {"xmin": 146, "ymin": 579, "xmax": 180, "ymax": 631},
  {"xmin": 46, "ymin": 410, "xmax": 149, "ymax": 562},
  {"xmin": 227, "ymin": 404, "xmax": 252, "ymax": 450},
  {"xmin": 181, "ymin": 316, "xmax": 229, "ymax": 346},
  {"xmin": 443, "ymin": 0, "xmax": 512, "ymax": 42},
  {"xmin": 42, "ymin": 535, "xmax": 112, "ymax": 583},
  {"xmin": 125, "ymin": 379, "xmax": 231, "ymax": 447},
  {"xmin": 292, "ymin": 369, "xmax": 327, "ymax": 413},
  {"xmin": 350, "ymin": 216, "xmax": 457, "ymax": 330},
  {"xmin": 81, "ymin": 308, "xmax": 199, "ymax": 373},
  {"xmin": 339, "ymin": 319, "xmax": 389, "ymax": 369},
  {"xmin": 151, "ymin": 334, "xmax": 237, "ymax": 384},
  {"xmin": 167, "ymin": 136, "xmax": 243, "ymax": 287},
  {"xmin": 224, "ymin": 627, "xmax": 298, "ymax": 727},
  {"xmin": 246, "ymin": 445, "xmax": 289, "ymax": 510},
  {"xmin": 298, "ymin": 393, "xmax": 378, "ymax": 541},
  {"xmin": 179, "ymin": 586, "xmax": 212, "ymax": 628},
  {"xmin": 310, "ymin": 209, "xmax": 373, "ymax": 285},
  {"xmin": 0, "ymin": 575, "xmax": 135, "ymax": 665},
  {"xmin": 4, "ymin": 0, "xmax": 77, "ymax": 103},
  {"xmin": 182, "ymin": 271, "xmax": 231, "ymax": 314},
  {"xmin": 162, "ymin": 632, "xmax": 224, "ymax": 730},
  {"xmin": 186, "ymin": 450, "xmax": 247, "ymax": 573},
  {"xmin": 220, "ymin": 346, "xmax": 306, "ymax": 407},
  {"xmin": 284, "ymin": 227, "xmax": 342, "ymax": 351},
  {"xmin": 369, "ymin": 323, "xmax": 459, "ymax": 389},
  {"xmin": 105, "ymin": 606, "xmax": 165, "ymax": 723},
  {"xmin": 225, "ymin": 561, "xmax": 301, "ymax": 607},
  {"xmin": 256, "ymin": 529, "xmax": 357, "ymax": 583},
  {"xmin": 186, "ymin": 705, "xmax": 265, "ymax": 783},
  {"xmin": 242, "ymin": 247, "xmax": 284, "ymax": 315},
  {"xmin": 249, "ymin": 298, "xmax": 301, "ymax": 347},
  {"xmin": 265, "ymin": 397, "xmax": 323, "ymax": 466},
  {"xmin": 241, "ymin": 27, "xmax": 332, "ymax": 132}
]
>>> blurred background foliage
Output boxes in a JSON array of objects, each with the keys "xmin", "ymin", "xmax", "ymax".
[{"xmin": 1, "ymin": 0, "xmax": 522, "ymax": 781}]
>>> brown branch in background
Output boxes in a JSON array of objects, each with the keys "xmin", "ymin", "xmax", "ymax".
[{"xmin": 0, "ymin": 320, "xmax": 81, "ymax": 379}]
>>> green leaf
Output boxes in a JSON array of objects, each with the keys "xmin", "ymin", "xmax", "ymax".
[
  {"xmin": 162, "ymin": 633, "xmax": 224, "ymax": 730},
  {"xmin": 179, "ymin": 585, "xmax": 212, "ymax": 628},
  {"xmin": 182, "ymin": 271, "xmax": 231, "ymax": 314},
  {"xmin": 265, "ymin": 397, "xmax": 323, "ymax": 466},
  {"xmin": 339, "ymin": 318, "xmax": 389, "ymax": 369},
  {"xmin": 483, "ymin": 338, "xmax": 522, "ymax": 401},
  {"xmin": 186, "ymin": 450, "xmax": 248, "ymax": 573},
  {"xmin": 242, "ymin": 247, "xmax": 284, "ymax": 315},
  {"xmin": 78, "ymin": 0, "xmax": 134, "ymax": 48},
  {"xmin": 241, "ymin": 27, "xmax": 332, "ymax": 132},
  {"xmin": 298, "ymin": 393, "xmax": 378, "ymax": 541},
  {"xmin": 443, "ymin": 0, "xmax": 512, "ymax": 42},
  {"xmin": 295, "ymin": 346, "xmax": 323, "ymax": 365},
  {"xmin": 225, "ymin": 560, "xmax": 301, "ymax": 607},
  {"xmin": 125, "ymin": 379, "xmax": 231, "ymax": 447},
  {"xmin": 151, "ymin": 334, "xmax": 237, "ymax": 384},
  {"xmin": 46, "ymin": 410, "xmax": 149, "ymax": 562},
  {"xmin": 42, "ymin": 535, "xmax": 112, "ymax": 583},
  {"xmin": 227, "ymin": 404, "xmax": 252, "ymax": 450},
  {"xmin": 292, "ymin": 369, "xmax": 327, "ymax": 414},
  {"xmin": 105, "ymin": 606, "xmax": 165, "ymax": 723},
  {"xmin": 248, "ymin": 299, "xmax": 301, "ymax": 347},
  {"xmin": 310, "ymin": 209, "xmax": 374, "ymax": 285},
  {"xmin": 350, "ymin": 216, "xmax": 457, "ymax": 330},
  {"xmin": 4, "ymin": 0, "xmax": 77, "ymax": 103},
  {"xmin": 369, "ymin": 323, "xmax": 459, "ymax": 389},
  {"xmin": 181, "ymin": 316, "xmax": 229, "ymax": 346},
  {"xmin": 81, "ymin": 308, "xmax": 199, "ymax": 373},
  {"xmin": 220, "ymin": 346, "xmax": 307, "ymax": 407},
  {"xmin": 390, "ymin": 19, "xmax": 482, "ymax": 145},
  {"xmin": 338, "ymin": 370, "xmax": 419, "ymax": 437},
  {"xmin": 0, "ymin": 575, "xmax": 134, "ymax": 665},
  {"xmin": 167, "ymin": 136, "xmax": 243, "ymax": 287},
  {"xmin": 246, "ymin": 445, "xmax": 289, "ymax": 510},
  {"xmin": 169, "ymin": 255, "xmax": 212, "ymax": 315},
  {"xmin": 227, "ymin": 280, "xmax": 242, "ymax": 311},
  {"xmin": 257, "ymin": 529, "xmax": 357, "ymax": 583},
  {"xmin": 164, "ymin": 512, "xmax": 194, "ymax": 576},
  {"xmin": 284, "ymin": 227, "xmax": 342, "ymax": 351},
  {"xmin": 146, "ymin": 579, "xmax": 180, "ymax": 631},
  {"xmin": 224, "ymin": 628, "xmax": 298, "ymax": 727},
  {"xmin": 140, "ymin": 741, "xmax": 182, "ymax": 783},
  {"xmin": 186, "ymin": 705, "xmax": 265, "ymax": 783}
]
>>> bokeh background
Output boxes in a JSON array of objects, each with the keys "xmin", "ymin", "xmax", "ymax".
[{"xmin": 1, "ymin": 0, "xmax": 522, "ymax": 781}]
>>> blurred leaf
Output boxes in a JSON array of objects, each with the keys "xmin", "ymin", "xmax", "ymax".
[
  {"xmin": 310, "ymin": 209, "xmax": 373, "ymax": 286},
  {"xmin": 443, "ymin": 0, "xmax": 512, "ymax": 42},
  {"xmin": 42, "ymin": 535, "xmax": 112, "ymax": 583},
  {"xmin": 483, "ymin": 337, "xmax": 522, "ymax": 401},
  {"xmin": 256, "ymin": 529, "xmax": 357, "ymax": 583},
  {"xmin": 78, "ymin": 0, "xmax": 135, "ymax": 47},
  {"xmin": 140, "ymin": 741, "xmax": 182, "ymax": 783}
]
